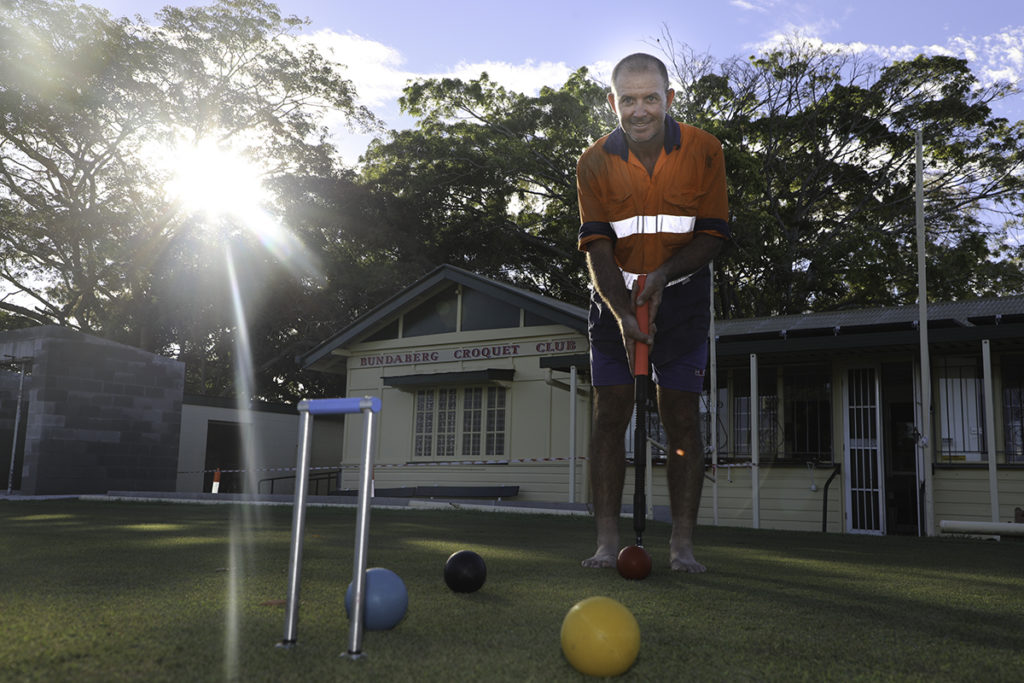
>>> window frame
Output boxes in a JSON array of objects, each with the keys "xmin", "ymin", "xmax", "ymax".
[
  {"xmin": 935, "ymin": 356, "xmax": 986, "ymax": 464},
  {"xmin": 412, "ymin": 384, "xmax": 509, "ymax": 461},
  {"xmin": 711, "ymin": 364, "xmax": 832, "ymax": 464}
]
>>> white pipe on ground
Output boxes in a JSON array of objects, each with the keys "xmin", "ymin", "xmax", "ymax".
[{"xmin": 939, "ymin": 520, "xmax": 1024, "ymax": 536}]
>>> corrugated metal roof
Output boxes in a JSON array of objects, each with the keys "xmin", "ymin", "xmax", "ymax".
[{"xmin": 715, "ymin": 295, "xmax": 1024, "ymax": 338}]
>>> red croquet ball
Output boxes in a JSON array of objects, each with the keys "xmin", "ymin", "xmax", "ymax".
[{"xmin": 616, "ymin": 545, "xmax": 652, "ymax": 580}]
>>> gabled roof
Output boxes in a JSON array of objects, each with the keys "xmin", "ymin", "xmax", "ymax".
[{"xmin": 299, "ymin": 264, "xmax": 587, "ymax": 372}]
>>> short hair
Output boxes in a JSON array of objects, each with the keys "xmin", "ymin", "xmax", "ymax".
[{"xmin": 611, "ymin": 53, "xmax": 670, "ymax": 93}]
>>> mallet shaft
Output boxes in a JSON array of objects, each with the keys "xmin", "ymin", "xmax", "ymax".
[{"xmin": 633, "ymin": 275, "xmax": 649, "ymax": 547}]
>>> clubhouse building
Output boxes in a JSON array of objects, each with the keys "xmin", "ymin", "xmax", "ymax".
[{"xmin": 3, "ymin": 264, "xmax": 1023, "ymax": 536}]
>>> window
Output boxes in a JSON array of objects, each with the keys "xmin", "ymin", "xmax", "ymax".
[
  {"xmin": 723, "ymin": 367, "xmax": 778, "ymax": 461},
  {"xmin": 782, "ymin": 366, "xmax": 832, "ymax": 462},
  {"xmin": 699, "ymin": 387, "xmax": 728, "ymax": 460},
  {"xmin": 1002, "ymin": 356, "xmax": 1024, "ymax": 464},
  {"xmin": 712, "ymin": 364, "xmax": 831, "ymax": 463},
  {"xmin": 364, "ymin": 319, "xmax": 399, "ymax": 342},
  {"xmin": 937, "ymin": 357, "xmax": 985, "ymax": 463},
  {"xmin": 437, "ymin": 388, "xmax": 457, "ymax": 457},
  {"xmin": 403, "ymin": 288, "xmax": 458, "ymax": 337},
  {"xmin": 414, "ymin": 388, "xmax": 457, "ymax": 458},
  {"xmin": 413, "ymin": 386, "xmax": 507, "ymax": 459},
  {"xmin": 461, "ymin": 289, "xmax": 520, "ymax": 331},
  {"xmin": 462, "ymin": 388, "xmax": 484, "ymax": 455},
  {"xmin": 733, "ymin": 394, "xmax": 778, "ymax": 459},
  {"xmin": 413, "ymin": 390, "xmax": 435, "ymax": 458}
]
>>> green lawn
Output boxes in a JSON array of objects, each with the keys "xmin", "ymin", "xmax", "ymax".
[{"xmin": 2, "ymin": 499, "xmax": 1023, "ymax": 681}]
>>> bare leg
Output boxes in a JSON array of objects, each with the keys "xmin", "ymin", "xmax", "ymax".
[
  {"xmin": 582, "ymin": 385, "xmax": 633, "ymax": 568},
  {"xmin": 658, "ymin": 387, "xmax": 707, "ymax": 573}
]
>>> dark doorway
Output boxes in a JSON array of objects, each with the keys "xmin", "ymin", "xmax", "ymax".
[
  {"xmin": 203, "ymin": 421, "xmax": 243, "ymax": 493},
  {"xmin": 881, "ymin": 363, "xmax": 920, "ymax": 535}
]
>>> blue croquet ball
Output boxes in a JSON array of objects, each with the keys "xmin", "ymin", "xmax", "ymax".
[
  {"xmin": 344, "ymin": 567, "xmax": 408, "ymax": 630},
  {"xmin": 444, "ymin": 550, "xmax": 487, "ymax": 593}
]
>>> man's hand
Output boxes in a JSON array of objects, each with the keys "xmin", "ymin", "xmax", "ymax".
[
  {"xmin": 635, "ymin": 234, "xmax": 725, "ymax": 345},
  {"xmin": 634, "ymin": 269, "xmax": 665, "ymax": 340},
  {"xmin": 589, "ymin": 240, "xmax": 665, "ymax": 375}
]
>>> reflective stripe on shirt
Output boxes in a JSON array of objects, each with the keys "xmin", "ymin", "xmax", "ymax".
[
  {"xmin": 609, "ymin": 214, "xmax": 696, "ymax": 240},
  {"xmin": 621, "ymin": 269, "xmax": 693, "ymax": 292}
]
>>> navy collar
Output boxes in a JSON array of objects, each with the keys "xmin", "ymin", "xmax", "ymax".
[{"xmin": 603, "ymin": 115, "xmax": 681, "ymax": 162}]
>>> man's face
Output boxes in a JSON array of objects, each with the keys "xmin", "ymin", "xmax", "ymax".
[{"xmin": 608, "ymin": 69, "xmax": 675, "ymax": 146}]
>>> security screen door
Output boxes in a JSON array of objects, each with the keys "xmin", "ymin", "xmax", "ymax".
[{"xmin": 844, "ymin": 367, "xmax": 886, "ymax": 534}]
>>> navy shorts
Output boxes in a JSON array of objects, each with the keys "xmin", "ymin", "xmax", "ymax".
[{"xmin": 590, "ymin": 340, "xmax": 708, "ymax": 393}]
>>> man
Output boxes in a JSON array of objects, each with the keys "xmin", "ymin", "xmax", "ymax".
[{"xmin": 576, "ymin": 53, "xmax": 729, "ymax": 572}]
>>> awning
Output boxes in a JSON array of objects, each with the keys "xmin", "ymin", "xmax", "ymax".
[
  {"xmin": 538, "ymin": 353, "xmax": 589, "ymax": 373},
  {"xmin": 382, "ymin": 368, "xmax": 515, "ymax": 388}
]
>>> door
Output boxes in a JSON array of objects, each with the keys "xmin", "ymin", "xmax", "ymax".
[
  {"xmin": 204, "ymin": 421, "xmax": 243, "ymax": 493},
  {"xmin": 844, "ymin": 368, "xmax": 886, "ymax": 534},
  {"xmin": 882, "ymin": 362, "xmax": 920, "ymax": 535}
]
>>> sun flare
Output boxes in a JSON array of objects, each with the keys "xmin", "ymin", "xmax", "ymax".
[
  {"xmin": 150, "ymin": 133, "xmax": 321, "ymax": 280},
  {"xmin": 163, "ymin": 137, "xmax": 269, "ymax": 220}
]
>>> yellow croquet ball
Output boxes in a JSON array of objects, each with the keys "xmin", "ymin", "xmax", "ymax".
[{"xmin": 560, "ymin": 596, "xmax": 640, "ymax": 677}]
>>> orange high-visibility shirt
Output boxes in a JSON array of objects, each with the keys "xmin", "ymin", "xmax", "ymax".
[{"xmin": 576, "ymin": 116, "xmax": 730, "ymax": 361}]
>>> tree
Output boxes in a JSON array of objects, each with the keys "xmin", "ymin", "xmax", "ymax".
[
  {"xmin": 0, "ymin": 0, "xmax": 376, "ymax": 399},
  {"xmin": 358, "ymin": 69, "xmax": 615, "ymax": 306},
  {"xmin": 659, "ymin": 35, "xmax": 1024, "ymax": 317}
]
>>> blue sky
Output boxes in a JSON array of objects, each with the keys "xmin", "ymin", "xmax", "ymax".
[{"xmin": 88, "ymin": 0, "xmax": 1024, "ymax": 161}]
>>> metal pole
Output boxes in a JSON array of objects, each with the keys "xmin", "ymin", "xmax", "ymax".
[
  {"xmin": 915, "ymin": 128, "xmax": 935, "ymax": 536},
  {"xmin": 982, "ymin": 340, "xmax": 1000, "ymax": 522},
  {"xmin": 709, "ymin": 263, "xmax": 719, "ymax": 526},
  {"xmin": 750, "ymin": 353, "xmax": 760, "ymax": 529},
  {"xmin": 345, "ymin": 401, "xmax": 378, "ymax": 658},
  {"xmin": 6, "ymin": 358, "xmax": 29, "ymax": 495},
  {"xmin": 279, "ymin": 403, "xmax": 314, "ymax": 647},
  {"xmin": 569, "ymin": 364, "xmax": 577, "ymax": 504}
]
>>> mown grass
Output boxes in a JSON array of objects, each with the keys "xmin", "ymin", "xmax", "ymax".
[{"xmin": 1, "ymin": 499, "xmax": 1023, "ymax": 682}]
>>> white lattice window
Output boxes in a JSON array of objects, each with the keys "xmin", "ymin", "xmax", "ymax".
[
  {"xmin": 937, "ymin": 358, "xmax": 984, "ymax": 463},
  {"xmin": 413, "ymin": 386, "xmax": 507, "ymax": 460}
]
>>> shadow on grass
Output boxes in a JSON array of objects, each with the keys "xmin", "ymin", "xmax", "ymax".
[{"xmin": 3, "ymin": 499, "xmax": 1024, "ymax": 682}]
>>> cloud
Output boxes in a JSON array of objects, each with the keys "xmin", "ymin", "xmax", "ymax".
[
  {"xmin": 753, "ymin": 24, "xmax": 1024, "ymax": 89},
  {"xmin": 972, "ymin": 28, "xmax": 1024, "ymax": 86},
  {"xmin": 446, "ymin": 60, "xmax": 575, "ymax": 94},
  {"xmin": 301, "ymin": 30, "xmax": 580, "ymax": 111},
  {"xmin": 293, "ymin": 29, "xmax": 587, "ymax": 163},
  {"xmin": 730, "ymin": 0, "xmax": 775, "ymax": 12},
  {"xmin": 301, "ymin": 30, "xmax": 414, "ymax": 108}
]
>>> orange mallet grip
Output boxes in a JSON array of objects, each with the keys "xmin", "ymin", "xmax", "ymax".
[{"xmin": 634, "ymin": 274, "xmax": 649, "ymax": 377}]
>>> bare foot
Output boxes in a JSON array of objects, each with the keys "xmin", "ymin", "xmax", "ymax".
[
  {"xmin": 582, "ymin": 538, "xmax": 618, "ymax": 568},
  {"xmin": 581, "ymin": 552, "xmax": 617, "ymax": 568},
  {"xmin": 670, "ymin": 539, "xmax": 707, "ymax": 573}
]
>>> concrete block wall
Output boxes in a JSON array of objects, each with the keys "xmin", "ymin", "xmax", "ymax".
[{"xmin": 0, "ymin": 326, "xmax": 184, "ymax": 495}]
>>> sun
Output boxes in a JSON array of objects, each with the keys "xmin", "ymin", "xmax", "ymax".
[
  {"xmin": 163, "ymin": 136, "xmax": 270, "ymax": 221},
  {"xmin": 152, "ymin": 133, "xmax": 321, "ymax": 280}
]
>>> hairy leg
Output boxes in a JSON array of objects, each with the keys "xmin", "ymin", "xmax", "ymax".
[
  {"xmin": 658, "ymin": 387, "xmax": 707, "ymax": 573},
  {"xmin": 582, "ymin": 384, "xmax": 634, "ymax": 568}
]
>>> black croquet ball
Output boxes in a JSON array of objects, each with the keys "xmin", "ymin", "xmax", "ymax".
[{"xmin": 444, "ymin": 550, "xmax": 487, "ymax": 593}]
